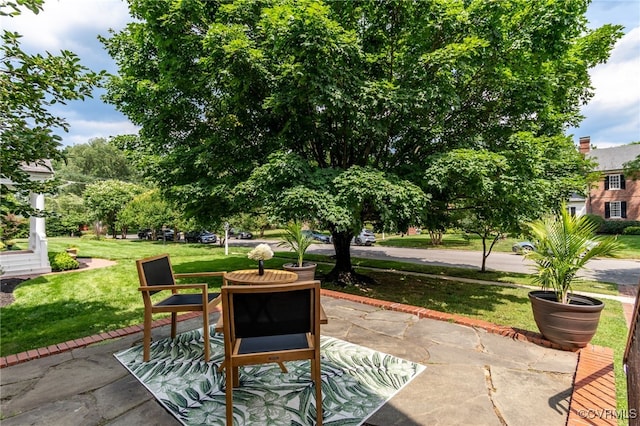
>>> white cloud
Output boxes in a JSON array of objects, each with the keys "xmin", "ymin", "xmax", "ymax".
[
  {"xmin": 573, "ymin": 25, "xmax": 640, "ymax": 147},
  {"xmin": 3, "ymin": 0, "xmax": 130, "ymax": 52},
  {"xmin": 61, "ymin": 119, "xmax": 140, "ymax": 146},
  {"xmin": 587, "ymin": 28, "xmax": 640, "ymax": 111}
]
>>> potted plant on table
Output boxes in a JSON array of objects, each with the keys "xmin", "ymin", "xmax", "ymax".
[
  {"xmin": 524, "ymin": 205, "xmax": 621, "ymax": 348},
  {"xmin": 278, "ymin": 221, "xmax": 316, "ymax": 282}
]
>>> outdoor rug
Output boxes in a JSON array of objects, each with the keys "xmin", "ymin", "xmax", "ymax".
[{"xmin": 115, "ymin": 327, "xmax": 425, "ymax": 425}]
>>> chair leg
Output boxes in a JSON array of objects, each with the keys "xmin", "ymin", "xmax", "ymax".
[
  {"xmin": 143, "ymin": 311, "xmax": 152, "ymax": 362},
  {"xmin": 232, "ymin": 366, "xmax": 240, "ymax": 388},
  {"xmin": 170, "ymin": 312, "xmax": 177, "ymax": 338},
  {"xmin": 225, "ymin": 360, "xmax": 234, "ymax": 425},
  {"xmin": 313, "ymin": 358, "xmax": 322, "ymax": 425},
  {"xmin": 203, "ymin": 314, "xmax": 210, "ymax": 362}
]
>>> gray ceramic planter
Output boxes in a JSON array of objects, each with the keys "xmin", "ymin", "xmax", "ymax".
[{"xmin": 283, "ymin": 262, "xmax": 317, "ymax": 282}]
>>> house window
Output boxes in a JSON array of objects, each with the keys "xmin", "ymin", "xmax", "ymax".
[
  {"xmin": 605, "ymin": 201, "xmax": 627, "ymax": 219},
  {"xmin": 609, "ymin": 175, "xmax": 620, "ymax": 190},
  {"xmin": 605, "ymin": 174, "xmax": 625, "ymax": 190},
  {"xmin": 568, "ymin": 207, "xmax": 576, "ymax": 217}
]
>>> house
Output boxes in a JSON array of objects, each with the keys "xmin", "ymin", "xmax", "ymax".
[
  {"xmin": 579, "ymin": 136, "xmax": 640, "ymax": 220},
  {"xmin": 0, "ymin": 160, "xmax": 54, "ymax": 277}
]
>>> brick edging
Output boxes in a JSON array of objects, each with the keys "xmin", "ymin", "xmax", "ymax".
[{"xmin": 0, "ymin": 288, "xmax": 617, "ymax": 426}]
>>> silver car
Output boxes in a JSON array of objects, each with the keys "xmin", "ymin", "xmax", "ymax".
[{"xmin": 353, "ymin": 229, "xmax": 376, "ymax": 246}]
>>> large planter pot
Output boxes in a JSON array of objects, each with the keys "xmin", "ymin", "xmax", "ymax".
[
  {"xmin": 283, "ymin": 262, "xmax": 317, "ymax": 282},
  {"xmin": 528, "ymin": 290, "xmax": 604, "ymax": 349}
]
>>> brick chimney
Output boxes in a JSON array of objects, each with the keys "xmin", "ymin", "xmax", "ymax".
[{"xmin": 579, "ymin": 136, "xmax": 590, "ymax": 154}]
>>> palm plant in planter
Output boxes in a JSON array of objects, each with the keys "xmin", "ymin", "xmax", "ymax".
[
  {"xmin": 524, "ymin": 206, "xmax": 621, "ymax": 348},
  {"xmin": 278, "ymin": 221, "xmax": 316, "ymax": 282}
]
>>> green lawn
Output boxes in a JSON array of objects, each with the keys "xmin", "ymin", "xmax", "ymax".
[{"xmin": 1, "ymin": 236, "xmax": 630, "ymax": 414}]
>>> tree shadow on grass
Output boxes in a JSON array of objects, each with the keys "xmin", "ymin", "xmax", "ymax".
[{"xmin": 328, "ymin": 270, "xmax": 531, "ymax": 318}]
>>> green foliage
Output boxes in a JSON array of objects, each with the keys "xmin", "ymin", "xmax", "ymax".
[
  {"xmin": 48, "ymin": 251, "xmax": 80, "ymax": 272},
  {"xmin": 117, "ymin": 189, "xmax": 179, "ymax": 234},
  {"xmin": 277, "ymin": 221, "xmax": 314, "ymax": 267},
  {"xmin": 101, "ymin": 0, "xmax": 622, "ymax": 279},
  {"xmin": 584, "ymin": 214, "xmax": 605, "ymax": 230},
  {"xmin": 52, "ymin": 138, "xmax": 143, "ymax": 196},
  {"xmin": 599, "ymin": 220, "xmax": 640, "ymax": 235},
  {"xmin": 0, "ymin": 213, "xmax": 28, "ymax": 242},
  {"xmin": 423, "ymin": 133, "xmax": 592, "ymax": 271},
  {"xmin": 0, "ymin": 0, "xmax": 104, "ymax": 216},
  {"xmin": 525, "ymin": 205, "xmax": 621, "ymax": 304},
  {"xmin": 622, "ymin": 226, "xmax": 640, "ymax": 235},
  {"xmin": 46, "ymin": 193, "xmax": 89, "ymax": 236},
  {"xmin": 83, "ymin": 180, "xmax": 146, "ymax": 238}
]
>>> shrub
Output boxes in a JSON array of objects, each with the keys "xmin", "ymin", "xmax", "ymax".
[
  {"xmin": 48, "ymin": 252, "xmax": 80, "ymax": 272},
  {"xmin": 599, "ymin": 220, "xmax": 640, "ymax": 235},
  {"xmin": 623, "ymin": 226, "xmax": 640, "ymax": 235},
  {"xmin": 584, "ymin": 214, "xmax": 605, "ymax": 230}
]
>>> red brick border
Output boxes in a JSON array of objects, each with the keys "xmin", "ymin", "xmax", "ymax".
[
  {"xmin": 0, "ymin": 289, "xmax": 617, "ymax": 426},
  {"xmin": 566, "ymin": 346, "xmax": 617, "ymax": 426}
]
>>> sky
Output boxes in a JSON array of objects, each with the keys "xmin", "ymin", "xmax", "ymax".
[{"xmin": 2, "ymin": 0, "xmax": 639, "ymax": 149}]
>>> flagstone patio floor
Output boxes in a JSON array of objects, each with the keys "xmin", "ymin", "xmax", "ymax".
[{"xmin": 0, "ymin": 288, "xmax": 617, "ymax": 426}]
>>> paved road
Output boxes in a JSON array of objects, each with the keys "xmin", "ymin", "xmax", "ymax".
[
  {"xmin": 223, "ymin": 238, "xmax": 640, "ymax": 287},
  {"xmin": 305, "ymin": 244, "xmax": 640, "ymax": 286}
]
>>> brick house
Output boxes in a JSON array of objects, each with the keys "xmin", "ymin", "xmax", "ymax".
[{"xmin": 579, "ymin": 136, "xmax": 640, "ymax": 221}]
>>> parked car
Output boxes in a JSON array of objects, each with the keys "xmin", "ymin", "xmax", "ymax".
[
  {"xmin": 138, "ymin": 228, "xmax": 175, "ymax": 241},
  {"xmin": 302, "ymin": 230, "xmax": 332, "ymax": 244},
  {"xmin": 157, "ymin": 229, "xmax": 175, "ymax": 241},
  {"xmin": 185, "ymin": 230, "xmax": 217, "ymax": 244},
  {"xmin": 352, "ymin": 229, "xmax": 376, "ymax": 246},
  {"xmin": 228, "ymin": 228, "xmax": 253, "ymax": 239},
  {"xmin": 512, "ymin": 241, "xmax": 536, "ymax": 254},
  {"xmin": 512, "ymin": 240, "xmax": 599, "ymax": 257}
]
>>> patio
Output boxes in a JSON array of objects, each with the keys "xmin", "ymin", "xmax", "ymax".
[{"xmin": 0, "ymin": 290, "xmax": 616, "ymax": 425}]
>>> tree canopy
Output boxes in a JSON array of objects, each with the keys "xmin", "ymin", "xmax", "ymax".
[
  {"xmin": 103, "ymin": 0, "xmax": 622, "ymax": 282},
  {"xmin": 1, "ymin": 0, "xmax": 104, "ymax": 215}
]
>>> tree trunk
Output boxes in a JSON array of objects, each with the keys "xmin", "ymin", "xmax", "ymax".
[
  {"xmin": 332, "ymin": 231, "xmax": 353, "ymax": 273},
  {"xmin": 325, "ymin": 230, "xmax": 374, "ymax": 286}
]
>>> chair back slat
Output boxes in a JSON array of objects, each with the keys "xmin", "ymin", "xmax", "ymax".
[
  {"xmin": 232, "ymin": 289, "xmax": 312, "ymax": 337},
  {"xmin": 138, "ymin": 255, "xmax": 175, "ymax": 295}
]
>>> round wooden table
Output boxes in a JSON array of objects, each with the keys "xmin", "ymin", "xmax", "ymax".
[{"xmin": 225, "ymin": 269, "xmax": 298, "ymax": 285}]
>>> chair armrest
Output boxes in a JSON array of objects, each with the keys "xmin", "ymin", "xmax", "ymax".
[
  {"xmin": 174, "ymin": 271, "xmax": 226, "ymax": 279},
  {"xmin": 138, "ymin": 283, "xmax": 208, "ymax": 292}
]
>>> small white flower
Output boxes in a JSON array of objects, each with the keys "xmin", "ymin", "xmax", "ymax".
[{"xmin": 247, "ymin": 243, "xmax": 274, "ymax": 261}]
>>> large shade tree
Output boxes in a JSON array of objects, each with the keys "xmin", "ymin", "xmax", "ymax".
[{"xmin": 102, "ymin": 0, "xmax": 621, "ymax": 284}]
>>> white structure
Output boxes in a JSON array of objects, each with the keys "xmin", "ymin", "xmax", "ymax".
[{"xmin": 0, "ymin": 161, "xmax": 53, "ymax": 277}]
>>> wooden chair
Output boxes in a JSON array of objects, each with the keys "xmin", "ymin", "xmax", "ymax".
[
  {"xmin": 222, "ymin": 280, "xmax": 323, "ymax": 425},
  {"xmin": 135, "ymin": 254, "xmax": 226, "ymax": 362}
]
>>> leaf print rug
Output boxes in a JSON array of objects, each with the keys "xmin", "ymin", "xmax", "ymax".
[{"xmin": 115, "ymin": 328, "xmax": 425, "ymax": 425}]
